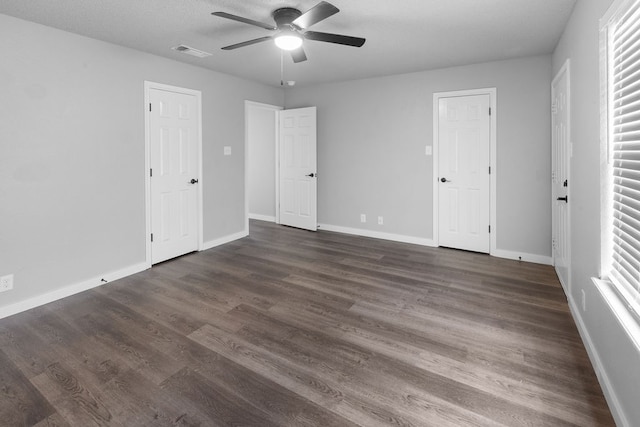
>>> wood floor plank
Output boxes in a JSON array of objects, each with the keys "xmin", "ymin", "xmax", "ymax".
[
  {"xmin": 0, "ymin": 349, "xmax": 56, "ymax": 426},
  {"xmin": 30, "ymin": 361, "xmax": 113, "ymax": 426},
  {"xmin": 0, "ymin": 220, "xmax": 615, "ymax": 426}
]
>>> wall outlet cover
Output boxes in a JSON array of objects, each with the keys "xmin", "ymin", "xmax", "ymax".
[
  {"xmin": 0, "ymin": 274, "xmax": 14, "ymax": 292},
  {"xmin": 360, "ymin": 214, "xmax": 366, "ymax": 223}
]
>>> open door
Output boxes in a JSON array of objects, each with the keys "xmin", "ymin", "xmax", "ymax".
[{"xmin": 278, "ymin": 107, "xmax": 317, "ymax": 231}]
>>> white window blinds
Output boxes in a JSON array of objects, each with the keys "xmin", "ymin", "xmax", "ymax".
[{"xmin": 608, "ymin": 0, "xmax": 640, "ymax": 316}]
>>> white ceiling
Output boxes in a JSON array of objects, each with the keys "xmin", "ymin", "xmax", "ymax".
[{"xmin": 0, "ymin": 0, "xmax": 576, "ymax": 87}]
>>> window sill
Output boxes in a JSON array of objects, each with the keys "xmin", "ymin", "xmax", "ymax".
[{"xmin": 592, "ymin": 277, "xmax": 640, "ymax": 353}]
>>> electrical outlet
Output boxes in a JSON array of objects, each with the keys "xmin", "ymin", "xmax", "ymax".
[
  {"xmin": 581, "ymin": 289, "xmax": 586, "ymax": 312},
  {"xmin": 0, "ymin": 274, "xmax": 14, "ymax": 292},
  {"xmin": 378, "ymin": 216, "xmax": 384, "ymax": 225},
  {"xmin": 360, "ymin": 214, "xmax": 366, "ymax": 223}
]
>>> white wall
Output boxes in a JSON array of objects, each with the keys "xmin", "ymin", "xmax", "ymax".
[
  {"xmin": 552, "ymin": 0, "xmax": 640, "ymax": 425},
  {"xmin": 285, "ymin": 55, "xmax": 552, "ymax": 260},
  {"xmin": 0, "ymin": 14, "xmax": 283, "ymax": 315},
  {"xmin": 247, "ymin": 102, "xmax": 280, "ymax": 221}
]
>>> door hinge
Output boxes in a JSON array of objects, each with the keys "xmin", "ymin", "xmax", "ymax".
[
  {"xmin": 150, "ymin": 168, "xmax": 153, "ymax": 177},
  {"xmin": 488, "ymin": 225, "xmax": 491, "ymax": 233},
  {"xmin": 489, "ymin": 107, "xmax": 492, "ymax": 116},
  {"xmin": 151, "ymin": 233, "xmax": 154, "ymax": 242},
  {"xmin": 489, "ymin": 166, "xmax": 491, "ymax": 175},
  {"xmin": 149, "ymin": 103, "xmax": 152, "ymax": 112}
]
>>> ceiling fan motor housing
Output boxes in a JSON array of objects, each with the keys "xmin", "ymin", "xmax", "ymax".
[{"xmin": 273, "ymin": 8, "xmax": 302, "ymax": 28}]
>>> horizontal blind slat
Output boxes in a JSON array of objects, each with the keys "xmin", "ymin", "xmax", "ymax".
[
  {"xmin": 613, "ymin": 88, "xmax": 640, "ymax": 106},
  {"xmin": 613, "ymin": 56, "xmax": 640, "ymax": 83},
  {"xmin": 612, "ymin": 167, "xmax": 640, "ymax": 181},
  {"xmin": 614, "ymin": 176, "xmax": 640, "ymax": 193},
  {"xmin": 613, "ymin": 97, "xmax": 640, "ymax": 115},
  {"xmin": 612, "ymin": 78, "xmax": 640, "ymax": 99}
]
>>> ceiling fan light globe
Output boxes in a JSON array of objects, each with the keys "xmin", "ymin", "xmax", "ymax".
[{"xmin": 274, "ymin": 34, "xmax": 303, "ymax": 51}]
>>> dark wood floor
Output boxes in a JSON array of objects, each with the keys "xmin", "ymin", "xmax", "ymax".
[{"xmin": 0, "ymin": 220, "xmax": 614, "ymax": 426}]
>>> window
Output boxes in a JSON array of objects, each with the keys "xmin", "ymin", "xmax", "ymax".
[{"xmin": 601, "ymin": 0, "xmax": 640, "ymax": 323}]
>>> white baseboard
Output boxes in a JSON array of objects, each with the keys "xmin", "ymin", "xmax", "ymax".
[
  {"xmin": 249, "ymin": 213, "xmax": 276, "ymax": 223},
  {"xmin": 0, "ymin": 230, "xmax": 250, "ymax": 320},
  {"xmin": 491, "ymin": 249, "xmax": 552, "ymax": 265},
  {"xmin": 0, "ymin": 262, "xmax": 149, "ymax": 320},
  {"xmin": 317, "ymin": 224, "xmax": 552, "ymax": 265},
  {"xmin": 202, "ymin": 230, "xmax": 248, "ymax": 251},
  {"xmin": 318, "ymin": 223, "xmax": 436, "ymax": 247},
  {"xmin": 569, "ymin": 287, "xmax": 629, "ymax": 427}
]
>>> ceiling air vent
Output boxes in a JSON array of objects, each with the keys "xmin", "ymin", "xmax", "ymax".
[{"xmin": 172, "ymin": 45, "xmax": 212, "ymax": 58}]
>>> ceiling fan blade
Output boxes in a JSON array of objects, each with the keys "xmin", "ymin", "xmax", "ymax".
[
  {"xmin": 221, "ymin": 36, "xmax": 273, "ymax": 50},
  {"xmin": 292, "ymin": 1, "xmax": 339, "ymax": 29},
  {"xmin": 290, "ymin": 47, "xmax": 307, "ymax": 63},
  {"xmin": 212, "ymin": 12, "xmax": 276, "ymax": 30},
  {"xmin": 303, "ymin": 31, "xmax": 366, "ymax": 47}
]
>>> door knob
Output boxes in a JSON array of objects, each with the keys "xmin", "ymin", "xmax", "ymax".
[
  {"xmin": 306, "ymin": 173, "xmax": 315, "ymax": 178},
  {"xmin": 557, "ymin": 196, "xmax": 568, "ymax": 202},
  {"xmin": 440, "ymin": 177, "xmax": 450, "ymax": 183},
  {"xmin": 190, "ymin": 179, "xmax": 199, "ymax": 184}
]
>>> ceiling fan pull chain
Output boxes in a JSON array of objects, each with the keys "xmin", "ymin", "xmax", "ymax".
[{"xmin": 280, "ymin": 50, "xmax": 284, "ymax": 86}]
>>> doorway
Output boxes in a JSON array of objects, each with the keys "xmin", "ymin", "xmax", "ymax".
[
  {"xmin": 145, "ymin": 82, "xmax": 203, "ymax": 265},
  {"xmin": 433, "ymin": 88, "xmax": 496, "ymax": 254},
  {"xmin": 246, "ymin": 101, "xmax": 282, "ymax": 226},
  {"xmin": 246, "ymin": 104, "xmax": 317, "ymax": 232},
  {"xmin": 552, "ymin": 60, "xmax": 571, "ymax": 291}
]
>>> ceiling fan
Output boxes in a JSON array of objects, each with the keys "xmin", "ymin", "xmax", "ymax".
[{"xmin": 212, "ymin": 1, "xmax": 366, "ymax": 63}]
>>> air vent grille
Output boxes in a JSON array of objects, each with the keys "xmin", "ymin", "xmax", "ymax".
[{"xmin": 171, "ymin": 45, "xmax": 212, "ymax": 58}]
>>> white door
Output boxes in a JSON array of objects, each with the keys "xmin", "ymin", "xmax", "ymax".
[
  {"xmin": 278, "ymin": 107, "xmax": 317, "ymax": 231},
  {"xmin": 552, "ymin": 61, "xmax": 570, "ymax": 290},
  {"xmin": 149, "ymin": 87, "xmax": 200, "ymax": 264},
  {"xmin": 438, "ymin": 94, "xmax": 491, "ymax": 253}
]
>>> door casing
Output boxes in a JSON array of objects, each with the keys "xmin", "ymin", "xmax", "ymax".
[
  {"xmin": 144, "ymin": 81, "xmax": 203, "ymax": 266},
  {"xmin": 433, "ymin": 88, "xmax": 497, "ymax": 254}
]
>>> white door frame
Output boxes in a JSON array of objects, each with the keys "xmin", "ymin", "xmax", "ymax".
[
  {"xmin": 244, "ymin": 100, "xmax": 283, "ymax": 231},
  {"xmin": 144, "ymin": 81, "xmax": 203, "ymax": 266},
  {"xmin": 432, "ymin": 88, "xmax": 497, "ymax": 254},
  {"xmin": 551, "ymin": 59, "xmax": 571, "ymax": 291}
]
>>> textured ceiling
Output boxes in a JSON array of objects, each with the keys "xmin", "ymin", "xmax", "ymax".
[{"xmin": 0, "ymin": 0, "xmax": 576, "ymax": 87}]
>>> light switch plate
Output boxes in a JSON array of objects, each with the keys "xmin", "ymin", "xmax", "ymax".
[
  {"xmin": 224, "ymin": 146, "xmax": 232, "ymax": 156},
  {"xmin": 425, "ymin": 146, "xmax": 432, "ymax": 156}
]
